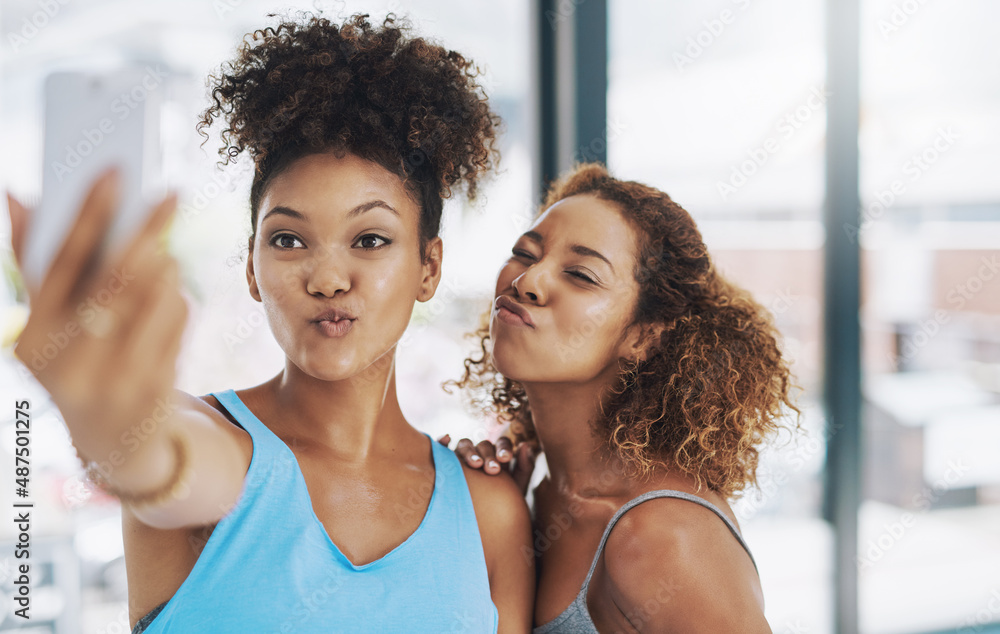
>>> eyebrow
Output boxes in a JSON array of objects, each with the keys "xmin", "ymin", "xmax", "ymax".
[
  {"xmin": 523, "ymin": 230, "xmax": 615, "ymax": 272},
  {"xmin": 261, "ymin": 200, "xmax": 399, "ymax": 223}
]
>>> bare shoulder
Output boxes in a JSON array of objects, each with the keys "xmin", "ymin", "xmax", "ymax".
[
  {"xmin": 601, "ymin": 496, "xmax": 770, "ymax": 633},
  {"xmin": 171, "ymin": 388, "xmax": 252, "ymax": 459},
  {"xmin": 460, "ymin": 460, "xmax": 531, "ymax": 526},
  {"xmin": 459, "ymin": 461, "xmax": 532, "ymax": 569},
  {"xmin": 459, "ymin": 460, "xmax": 535, "ymax": 630}
]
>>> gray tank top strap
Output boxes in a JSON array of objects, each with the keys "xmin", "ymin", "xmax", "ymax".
[
  {"xmin": 532, "ymin": 489, "xmax": 757, "ymax": 634},
  {"xmin": 578, "ymin": 489, "xmax": 757, "ymax": 595}
]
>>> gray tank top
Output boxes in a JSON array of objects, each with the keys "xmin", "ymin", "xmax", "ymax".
[{"xmin": 532, "ymin": 489, "xmax": 757, "ymax": 634}]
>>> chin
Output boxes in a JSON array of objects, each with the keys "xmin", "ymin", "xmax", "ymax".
[
  {"xmin": 292, "ymin": 349, "xmax": 363, "ymax": 382},
  {"xmin": 490, "ymin": 345, "xmax": 538, "ymax": 384}
]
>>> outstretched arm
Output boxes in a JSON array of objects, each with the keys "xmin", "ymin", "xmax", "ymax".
[{"xmin": 8, "ymin": 172, "xmax": 250, "ymax": 529}]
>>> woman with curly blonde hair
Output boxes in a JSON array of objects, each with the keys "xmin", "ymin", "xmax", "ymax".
[
  {"xmin": 8, "ymin": 12, "xmax": 532, "ymax": 633},
  {"xmin": 451, "ymin": 163, "xmax": 799, "ymax": 632}
]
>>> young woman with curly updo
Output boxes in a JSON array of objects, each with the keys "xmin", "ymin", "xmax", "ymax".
[
  {"xmin": 451, "ymin": 163, "xmax": 799, "ymax": 632},
  {"xmin": 7, "ymin": 13, "xmax": 533, "ymax": 633}
]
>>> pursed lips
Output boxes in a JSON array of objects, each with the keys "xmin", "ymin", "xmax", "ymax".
[
  {"xmin": 494, "ymin": 295, "xmax": 535, "ymax": 328},
  {"xmin": 311, "ymin": 308, "xmax": 357, "ymax": 337}
]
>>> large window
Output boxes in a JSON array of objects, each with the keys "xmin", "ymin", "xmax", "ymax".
[
  {"xmin": 610, "ymin": 0, "xmax": 831, "ymax": 629},
  {"xmin": 608, "ymin": 0, "xmax": 1000, "ymax": 631},
  {"xmin": 858, "ymin": 1, "xmax": 1000, "ymax": 631}
]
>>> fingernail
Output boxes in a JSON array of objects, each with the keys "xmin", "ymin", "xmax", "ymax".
[
  {"xmin": 470, "ymin": 454, "xmax": 481, "ymax": 463},
  {"xmin": 497, "ymin": 449, "xmax": 510, "ymax": 459},
  {"xmin": 488, "ymin": 460, "xmax": 499, "ymax": 469}
]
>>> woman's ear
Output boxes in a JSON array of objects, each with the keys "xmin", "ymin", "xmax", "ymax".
[
  {"xmin": 621, "ymin": 322, "xmax": 665, "ymax": 364},
  {"xmin": 416, "ymin": 236, "xmax": 443, "ymax": 302},
  {"xmin": 246, "ymin": 236, "xmax": 261, "ymax": 302}
]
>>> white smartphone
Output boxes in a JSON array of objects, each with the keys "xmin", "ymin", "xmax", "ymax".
[{"xmin": 21, "ymin": 67, "xmax": 162, "ymax": 291}]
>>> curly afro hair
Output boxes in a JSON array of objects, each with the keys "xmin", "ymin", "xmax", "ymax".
[
  {"xmin": 197, "ymin": 11, "xmax": 500, "ymax": 252},
  {"xmin": 454, "ymin": 164, "xmax": 801, "ymax": 499}
]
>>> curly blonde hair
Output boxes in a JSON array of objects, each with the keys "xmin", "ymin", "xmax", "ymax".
[{"xmin": 453, "ymin": 163, "xmax": 800, "ymax": 498}]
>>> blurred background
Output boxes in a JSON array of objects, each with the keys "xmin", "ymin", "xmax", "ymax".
[{"xmin": 0, "ymin": 0, "xmax": 997, "ymax": 632}]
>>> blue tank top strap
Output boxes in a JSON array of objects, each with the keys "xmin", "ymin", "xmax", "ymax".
[
  {"xmin": 210, "ymin": 389, "xmax": 278, "ymax": 444},
  {"xmin": 578, "ymin": 489, "xmax": 757, "ymax": 596}
]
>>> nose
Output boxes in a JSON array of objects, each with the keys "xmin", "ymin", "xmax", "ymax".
[
  {"xmin": 303, "ymin": 249, "xmax": 351, "ymax": 297},
  {"xmin": 511, "ymin": 265, "xmax": 546, "ymax": 305}
]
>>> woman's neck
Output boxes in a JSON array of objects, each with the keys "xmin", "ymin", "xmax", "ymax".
[
  {"xmin": 258, "ymin": 349, "xmax": 415, "ymax": 461},
  {"xmin": 524, "ymin": 380, "xmax": 633, "ymax": 499}
]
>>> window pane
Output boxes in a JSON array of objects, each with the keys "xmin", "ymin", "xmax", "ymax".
[
  {"xmin": 859, "ymin": 1, "xmax": 1000, "ymax": 631},
  {"xmin": 609, "ymin": 1, "xmax": 830, "ymax": 630}
]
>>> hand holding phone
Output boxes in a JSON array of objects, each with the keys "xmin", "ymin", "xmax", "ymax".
[{"xmin": 8, "ymin": 169, "xmax": 187, "ymax": 449}]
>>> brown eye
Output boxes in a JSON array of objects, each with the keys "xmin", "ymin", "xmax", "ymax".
[
  {"xmin": 270, "ymin": 233, "xmax": 303, "ymax": 249},
  {"xmin": 354, "ymin": 234, "xmax": 391, "ymax": 250}
]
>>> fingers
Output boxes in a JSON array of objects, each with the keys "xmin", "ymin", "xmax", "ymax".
[
  {"xmin": 5, "ymin": 192, "xmax": 28, "ymax": 269},
  {"xmin": 436, "ymin": 434, "xmax": 451, "ymax": 447},
  {"xmin": 494, "ymin": 437, "xmax": 514, "ymax": 464},
  {"xmin": 89, "ymin": 194, "xmax": 178, "ymax": 336},
  {"xmin": 37, "ymin": 170, "xmax": 120, "ymax": 312},
  {"xmin": 454, "ymin": 438, "xmax": 484, "ymax": 469},
  {"xmin": 121, "ymin": 259, "xmax": 188, "ymax": 377},
  {"xmin": 109, "ymin": 192, "xmax": 178, "ymax": 270},
  {"xmin": 474, "ymin": 440, "xmax": 503, "ymax": 474}
]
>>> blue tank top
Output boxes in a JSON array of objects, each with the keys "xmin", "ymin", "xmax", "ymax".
[{"xmin": 135, "ymin": 389, "xmax": 498, "ymax": 633}]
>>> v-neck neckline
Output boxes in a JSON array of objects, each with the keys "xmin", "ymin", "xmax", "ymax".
[{"xmin": 221, "ymin": 389, "xmax": 441, "ymax": 571}]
